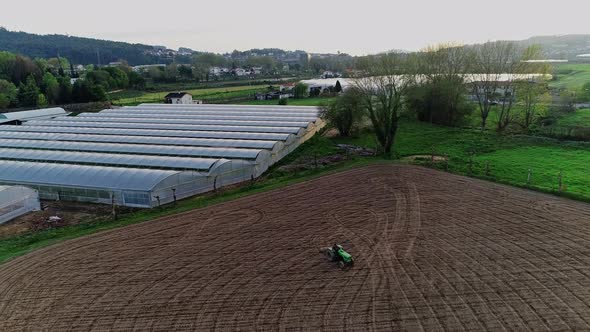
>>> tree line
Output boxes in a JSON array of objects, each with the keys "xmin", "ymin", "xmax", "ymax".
[
  {"xmin": 321, "ymin": 41, "xmax": 556, "ymax": 153},
  {"xmin": 0, "ymin": 51, "xmax": 146, "ymax": 109}
]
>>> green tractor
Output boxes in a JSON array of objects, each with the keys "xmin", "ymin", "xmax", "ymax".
[{"xmin": 320, "ymin": 244, "xmax": 354, "ymax": 269}]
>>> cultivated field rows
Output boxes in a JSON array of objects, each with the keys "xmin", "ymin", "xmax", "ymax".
[{"xmin": 1, "ymin": 165, "xmax": 590, "ymax": 331}]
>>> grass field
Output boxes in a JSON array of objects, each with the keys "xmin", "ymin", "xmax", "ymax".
[
  {"xmin": 111, "ymin": 85, "xmax": 271, "ymax": 105},
  {"xmin": 558, "ymin": 108, "xmax": 590, "ymax": 127},
  {"xmin": 334, "ymin": 120, "xmax": 590, "ymax": 201},
  {"xmin": 550, "ymin": 63, "xmax": 590, "ymax": 89}
]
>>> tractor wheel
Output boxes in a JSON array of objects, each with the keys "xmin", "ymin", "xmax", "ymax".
[
  {"xmin": 325, "ymin": 249, "xmax": 337, "ymax": 262},
  {"xmin": 338, "ymin": 261, "xmax": 345, "ymax": 269}
]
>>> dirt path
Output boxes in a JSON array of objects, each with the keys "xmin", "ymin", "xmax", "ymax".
[{"xmin": 1, "ymin": 164, "xmax": 590, "ymax": 331}]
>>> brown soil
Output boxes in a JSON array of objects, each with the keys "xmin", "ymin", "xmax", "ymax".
[
  {"xmin": 0, "ymin": 201, "xmax": 134, "ymax": 238},
  {"xmin": 1, "ymin": 164, "xmax": 590, "ymax": 331}
]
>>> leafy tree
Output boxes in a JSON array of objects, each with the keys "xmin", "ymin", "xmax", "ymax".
[
  {"xmin": 0, "ymin": 79, "xmax": 18, "ymax": 107},
  {"xmin": 41, "ymin": 72, "xmax": 60, "ymax": 104},
  {"xmin": 406, "ymin": 75, "xmax": 473, "ymax": 127},
  {"xmin": 56, "ymin": 77, "xmax": 72, "ymax": 104},
  {"xmin": 178, "ymin": 65, "xmax": 193, "ymax": 79},
  {"xmin": 103, "ymin": 67, "xmax": 129, "ymax": 89},
  {"xmin": 353, "ymin": 53, "xmax": 415, "ymax": 154},
  {"xmin": 0, "ymin": 93, "xmax": 9, "ymax": 109},
  {"xmin": 294, "ymin": 83, "xmax": 308, "ymax": 99},
  {"xmin": 17, "ymin": 75, "xmax": 40, "ymax": 107},
  {"xmin": 193, "ymin": 53, "xmax": 227, "ymax": 68},
  {"xmin": 127, "ymin": 71, "xmax": 145, "ymax": 89},
  {"xmin": 37, "ymin": 93, "xmax": 48, "ymax": 107},
  {"xmin": 320, "ymin": 87, "xmax": 364, "ymax": 136},
  {"xmin": 86, "ymin": 69, "xmax": 116, "ymax": 90},
  {"xmin": 72, "ymin": 80, "xmax": 106, "ymax": 103}
]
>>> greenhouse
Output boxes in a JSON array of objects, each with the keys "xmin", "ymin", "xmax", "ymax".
[
  {"xmin": 59, "ymin": 116, "xmax": 313, "ymax": 129},
  {"xmin": 0, "ymin": 160, "xmax": 256, "ymax": 208},
  {"xmin": 0, "ymin": 185, "xmax": 40, "ymax": 224},
  {"xmin": 0, "ymin": 104, "xmax": 323, "ymax": 207},
  {"xmin": 79, "ymin": 112, "xmax": 319, "ymax": 122},
  {"xmin": 0, "ymin": 125, "xmax": 295, "ymax": 142},
  {"xmin": 0, "ymin": 148, "xmax": 226, "ymax": 171},
  {"xmin": 0, "ymin": 131, "xmax": 282, "ymax": 150},
  {"xmin": 24, "ymin": 120, "xmax": 306, "ymax": 135}
]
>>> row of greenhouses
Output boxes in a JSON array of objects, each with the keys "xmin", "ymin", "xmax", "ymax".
[{"xmin": 0, "ymin": 104, "xmax": 322, "ymax": 208}]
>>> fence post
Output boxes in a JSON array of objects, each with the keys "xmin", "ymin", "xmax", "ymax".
[
  {"xmin": 111, "ymin": 192, "xmax": 117, "ymax": 220},
  {"xmin": 484, "ymin": 161, "xmax": 490, "ymax": 177},
  {"xmin": 172, "ymin": 188, "xmax": 177, "ymax": 206},
  {"xmin": 558, "ymin": 172, "xmax": 563, "ymax": 193},
  {"xmin": 444, "ymin": 154, "xmax": 449, "ymax": 171},
  {"xmin": 527, "ymin": 169, "xmax": 532, "ymax": 186},
  {"xmin": 468, "ymin": 153, "xmax": 474, "ymax": 176},
  {"xmin": 430, "ymin": 145, "xmax": 435, "ymax": 165}
]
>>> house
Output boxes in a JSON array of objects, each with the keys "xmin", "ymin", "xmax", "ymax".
[
  {"xmin": 233, "ymin": 68, "xmax": 248, "ymax": 77},
  {"xmin": 252, "ymin": 67, "xmax": 263, "ymax": 75},
  {"xmin": 164, "ymin": 92, "xmax": 193, "ymax": 104}
]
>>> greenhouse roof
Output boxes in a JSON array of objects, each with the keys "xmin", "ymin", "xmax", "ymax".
[
  {"xmin": 0, "ymin": 125, "xmax": 295, "ymax": 142},
  {"xmin": 24, "ymin": 120, "xmax": 303, "ymax": 134},
  {"xmin": 0, "ymin": 160, "xmax": 182, "ymax": 192},
  {"xmin": 80, "ymin": 112, "xmax": 318, "ymax": 122},
  {"xmin": 0, "ymin": 131, "xmax": 281, "ymax": 150},
  {"xmin": 59, "ymin": 116, "xmax": 311, "ymax": 128},
  {"xmin": 0, "ymin": 148, "xmax": 224, "ymax": 171},
  {"xmin": 0, "ymin": 139, "xmax": 266, "ymax": 161}
]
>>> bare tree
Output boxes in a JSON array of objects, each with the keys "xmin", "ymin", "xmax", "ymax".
[
  {"xmin": 468, "ymin": 41, "xmax": 521, "ymax": 131},
  {"xmin": 353, "ymin": 53, "xmax": 415, "ymax": 154},
  {"xmin": 517, "ymin": 80, "xmax": 550, "ymax": 130}
]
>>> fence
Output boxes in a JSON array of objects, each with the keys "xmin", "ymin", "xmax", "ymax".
[{"xmin": 411, "ymin": 152, "xmax": 589, "ymax": 202}]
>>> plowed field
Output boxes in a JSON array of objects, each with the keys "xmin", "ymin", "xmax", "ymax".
[{"xmin": 2, "ymin": 165, "xmax": 590, "ymax": 331}]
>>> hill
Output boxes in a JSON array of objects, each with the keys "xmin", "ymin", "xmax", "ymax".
[
  {"xmin": 519, "ymin": 34, "xmax": 590, "ymax": 60},
  {"xmin": 0, "ymin": 28, "xmax": 172, "ymax": 66}
]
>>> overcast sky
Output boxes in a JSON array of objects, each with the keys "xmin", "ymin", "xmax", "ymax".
[{"xmin": 1, "ymin": 0, "xmax": 589, "ymax": 55}]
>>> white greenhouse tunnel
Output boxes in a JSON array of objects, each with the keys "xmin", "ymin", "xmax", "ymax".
[
  {"xmin": 0, "ymin": 185, "xmax": 41, "ymax": 224},
  {"xmin": 0, "ymin": 104, "xmax": 324, "ymax": 208}
]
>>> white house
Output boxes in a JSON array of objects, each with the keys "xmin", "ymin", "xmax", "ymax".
[
  {"xmin": 164, "ymin": 92, "xmax": 193, "ymax": 104},
  {"xmin": 234, "ymin": 68, "xmax": 248, "ymax": 77}
]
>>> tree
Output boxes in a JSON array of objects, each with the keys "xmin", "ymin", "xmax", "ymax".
[
  {"xmin": 41, "ymin": 72, "xmax": 60, "ymax": 104},
  {"xmin": 0, "ymin": 93, "xmax": 9, "ymax": 109},
  {"xmin": 406, "ymin": 75, "xmax": 473, "ymax": 126},
  {"xmin": 410, "ymin": 44, "xmax": 472, "ymax": 126},
  {"xmin": 320, "ymin": 87, "xmax": 364, "ymax": 136},
  {"xmin": 193, "ymin": 53, "xmax": 227, "ymax": 68},
  {"xmin": 335, "ymin": 80, "xmax": 343, "ymax": 93},
  {"xmin": 294, "ymin": 83, "xmax": 308, "ymax": 99},
  {"xmin": 517, "ymin": 81, "xmax": 550, "ymax": 130},
  {"xmin": 468, "ymin": 41, "xmax": 520, "ymax": 130},
  {"xmin": 56, "ymin": 77, "xmax": 72, "ymax": 104},
  {"xmin": 17, "ymin": 75, "xmax": 40, "ymax": 107},
  {"xmin": 127, "ymin": 71, "xmax": 145, "ymax": 89},
  {"xmin": 0, "ymin": 79, "xmax": 18, "ymax": 107},
  {"xmin": 72, "ymin": 80, "xmax": 106, "ymax": 103},
  {"xmin": 353, "ymin": 52, "xmax": 415, "ymax": 154}
]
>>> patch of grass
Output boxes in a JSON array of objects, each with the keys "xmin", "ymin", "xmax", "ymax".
[
  {"xmin": 557, "ymin": 108, "xmax": 590, "ymax": 128},
  {"xmin": 550, "ymin": 63, "xmax": 590, "ymax": 90}
]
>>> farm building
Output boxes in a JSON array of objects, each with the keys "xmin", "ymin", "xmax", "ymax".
[
  {"xmin": 0, "ymin": 185, "xmax": 40, "ymax": 224},
  {"xmin": 164, "ymin": 92, "xmax": 193, "ymax": 104},
  {"xmin": 0, "ymin": 104, "xmax": 322, "ymax": 208}
]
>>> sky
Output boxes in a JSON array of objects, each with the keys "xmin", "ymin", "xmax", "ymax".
[{"xmin": 1, "ymin": 0, "xmax": 589, "ymax": 55}]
